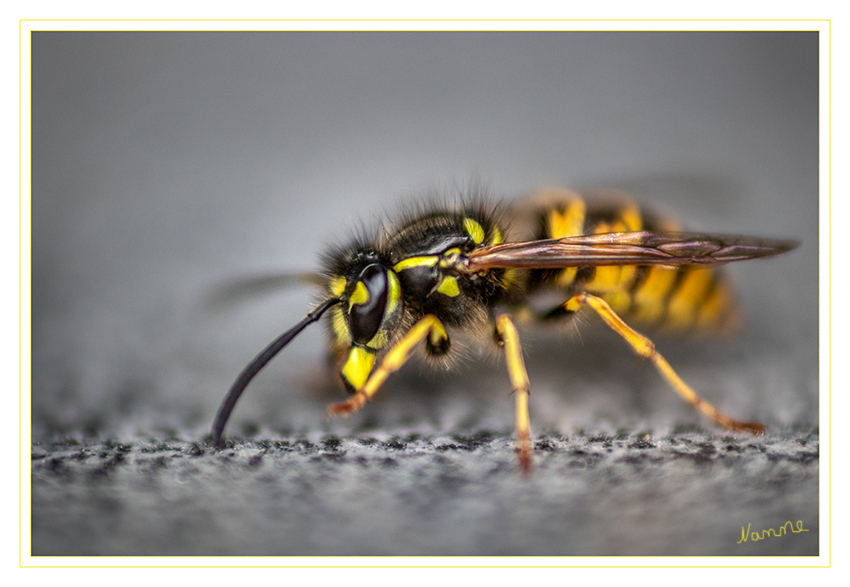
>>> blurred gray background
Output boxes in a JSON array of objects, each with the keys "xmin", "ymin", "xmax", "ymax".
[{"xmin": 30, "ymin": 31, "xmax": 819, "ymax": 557}]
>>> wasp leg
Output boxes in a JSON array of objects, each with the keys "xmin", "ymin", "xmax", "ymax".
[
  {"xmin": 563, "ymin": 292, "xmax": 765, "ymax": 435},
  {"xmin": 495, "ymin": 314, "xmax": 534, "ymax": 474},
  {"xmin": 328, "ymin": 315, "xmax": 449, "ymax": 416}
]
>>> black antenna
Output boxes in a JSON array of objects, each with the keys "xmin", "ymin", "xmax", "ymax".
[{"xmin": 212, "ymin": 296, "xmax": 341, "ymax": 445}]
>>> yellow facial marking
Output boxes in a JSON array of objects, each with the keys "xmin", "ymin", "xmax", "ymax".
[
  {"xmin": 436, "ymin": 275, "xmax": 460, "ymax": 297},
  {"xmin": 367, "ymin": 329, "xmax": 388, "ymax": 350},
  {"xmin": 463, "ymin": 218, "xmax": 486, "ymax": 245},
  {"xmin": 393, "ymin": 256, "xmax": 438, "ymax": 272},
  {"xmin": 341, "ymin": 345, "xmax": 376, "ymax": 391},
  {"xmin": 349, "ymin": 281, "xmax": 369, "ymax": 308},
  {"xmin": 329, "ymin": 276, "xmax": 346, "ymax": 297}
]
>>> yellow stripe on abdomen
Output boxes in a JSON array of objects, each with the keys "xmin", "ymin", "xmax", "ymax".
[
  {"xmin": 664, "ymin": 269, "xmax": 715, "ymax": 332},
  {"xmin": 694, "ymin": 277, "xmax": 741, "ymax": 334},
  {"xmin": 628, "ymin": 266, "xmax": 679, "ymax": 325},
  {"xmin": 580, "ymin": 201, "xmax": 643, "ymax": 299},
  {"xmin": 547, "ymin": 198, "xmax": 586, "ymax": 288}
]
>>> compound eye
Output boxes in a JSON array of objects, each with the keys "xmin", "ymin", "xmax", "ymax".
[{"xmin": 348, "ymin": 264, "xmax": 389, "ymax": 345}]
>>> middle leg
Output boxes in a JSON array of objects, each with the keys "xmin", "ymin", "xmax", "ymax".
[{"xmin": 495, "ymin": 313, "xmax": 534, "ymax": 474}]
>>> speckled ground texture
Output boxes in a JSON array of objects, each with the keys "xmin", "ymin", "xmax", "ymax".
[
  {"xmin": 31, "ymin": 330, "xmax": 820, "ymax": 556},
  {"xmin": 32, "ymin": 427, "xmax": 818, "ymax": 556},
  {"xmin": 30, "ymin": 32, "xmax": 820, "ymax": 559}
]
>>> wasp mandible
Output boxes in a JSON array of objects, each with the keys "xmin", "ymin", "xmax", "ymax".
[{"xmin": 212, "ymin": 188, "xmax": 798, "ymax": 472}]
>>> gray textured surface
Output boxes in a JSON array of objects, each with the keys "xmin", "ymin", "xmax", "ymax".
[
  {"xmin": 32, "ymin": 429, "xmax": 818, "ymax": 556},
  {"xmin": 29, "ymin": 31, "xmax": 820, "ymax": 558}
]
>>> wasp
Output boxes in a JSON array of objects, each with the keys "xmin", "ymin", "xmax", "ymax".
[{"xmin": 211, "ymin": 188, "xmax": 798, "ymax": 472}]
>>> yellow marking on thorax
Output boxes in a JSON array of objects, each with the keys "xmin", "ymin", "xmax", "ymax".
[
  {"xmin": 436, "ymin": 275, "xmax": 460, "ymax": 297},
  {"xmin": 393, "ymin": 256, "xmax": 438, "ymax": 272},
  {"xmin": 463, "ymin": 218, "xmax": 485, "ymax": 244},
  {"xmin": 439, "ymin": 248, "xmax": 462, "ymax": 268},
  {"xmin": 557, "ymin": 268, "xmax": 579, "ymax": 289},
  {"xmin": 501, "ymin": 267, "xmax": 518, "ymax": 289},
  {"xmin": 490, "ymin": 225, "xmax": 503, "ymax": 245},
  {"xmin": 385, "ymin": 270, "xmax": 402, "ymax": 316}
]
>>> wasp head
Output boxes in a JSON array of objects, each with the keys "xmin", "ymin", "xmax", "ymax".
[{"xmin": 324, "ymin": 247, "xmax": 405, "ymax": 392}]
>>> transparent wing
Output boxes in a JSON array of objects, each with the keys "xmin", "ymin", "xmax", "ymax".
[
  {"xmin": 461, "ymin": 231, "xmax": 799, "ymax": 272},
  {"xmin": 202, "ymin": 271, "xmax": 326, "ymax": 313}
]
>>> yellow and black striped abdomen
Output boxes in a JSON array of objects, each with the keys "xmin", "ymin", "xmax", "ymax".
[{"xmin": 521, "ymin": 193, "xmax": 740, "ymax": 335}]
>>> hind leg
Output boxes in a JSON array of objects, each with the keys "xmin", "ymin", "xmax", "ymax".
[{"xmin": 562, "ymin": 292, "xmax": 764, "ymax": 434}]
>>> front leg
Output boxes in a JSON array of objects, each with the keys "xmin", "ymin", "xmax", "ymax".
[{"xmin": 328, "ymin": 315, "xmax": 449, "ymax": 416}]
